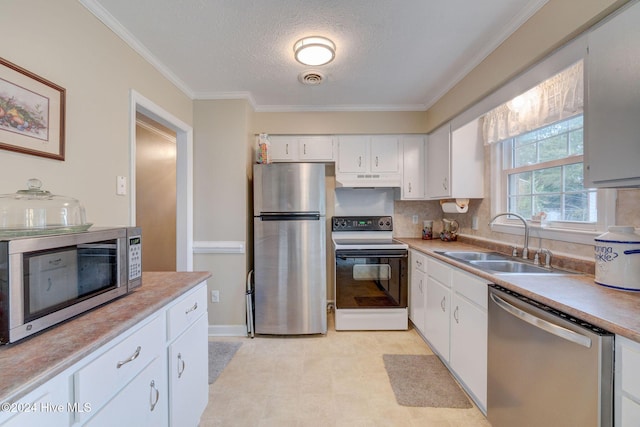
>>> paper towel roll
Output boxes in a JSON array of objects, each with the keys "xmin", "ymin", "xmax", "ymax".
[{"xmin": 440, "ymin": 199, "xmax": 469, "ymax": 213}]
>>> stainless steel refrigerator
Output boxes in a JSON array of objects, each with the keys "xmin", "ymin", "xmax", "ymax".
[{"xmin": 253, "ymin": 163, "xmax": 327, "ymax": 335}]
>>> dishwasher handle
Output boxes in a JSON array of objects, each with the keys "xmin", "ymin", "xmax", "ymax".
[{"xmin": 490, "ymin": 292, "xmax": 592, "ymax": 348}]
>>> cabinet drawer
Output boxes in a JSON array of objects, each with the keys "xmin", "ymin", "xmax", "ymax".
[
  {"xmin": 74, "ymin": 315, "xmax": 164, "ymax": 421},
  {"xmin": 451, "ymin": 269, "xmax": 488, "ymax": 310},
  {"xmin": 411, "ymin": 250, "xmax": 427, "ymax": 273},
  {"xmin": 427, "ymin": 257, "xmax": 451, "ymax": 286},
  {"xmin": 167, "ymin": 284, "xmax": 208, "ymax": 342},
  {"xmin": 84, "ymin": 356, "xmax": 167, "ymax": 427}
]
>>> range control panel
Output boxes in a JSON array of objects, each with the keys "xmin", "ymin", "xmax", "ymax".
[{"xmin": 332, "ymin": 216, "xmax": 393, "ymax": 232}]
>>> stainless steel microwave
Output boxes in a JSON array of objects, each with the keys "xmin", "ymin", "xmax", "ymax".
[{"xmin": 0, "ymin": 227, "xmax": 142, "ymax": 344}]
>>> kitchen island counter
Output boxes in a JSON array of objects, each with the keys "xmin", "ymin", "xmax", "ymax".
[
  {"xmin": 399, "ymin": 238, "xmax": 640, "ymax": 342},
  {"xmin": 0, "ymin": 271, "xmax": 211, "ymax": 404}
]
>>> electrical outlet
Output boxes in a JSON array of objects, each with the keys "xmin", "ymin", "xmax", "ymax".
[
  {"xmin": 211, "ymin": 290, "xmax": 220, "ymax": 303},
  {"xmin": 116, "ymin": 176, "xmax": 127, "ymax": 195},
  {"xmin": 412, "ymin": 215, "xmax": 419, "ymax": 224},
  {"xmin": 472, "ymin": 215, "xmax": 479, "ymax": 230}
]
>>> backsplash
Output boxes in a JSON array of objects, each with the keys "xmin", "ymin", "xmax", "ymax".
[{"xmin": 394, "ymin": 188, "xmax": 640, "ymax": 263}]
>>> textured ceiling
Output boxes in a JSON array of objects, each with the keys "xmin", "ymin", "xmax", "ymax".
[{"xmin": 81, "ymin": 0, "xmax": 547, "ymax": 112}]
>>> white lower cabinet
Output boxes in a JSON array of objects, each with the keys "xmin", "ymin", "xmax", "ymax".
[
  {"xmin": 450, "ymin": 269, "xmax": 487, "ymax": 412},
  {"xmin": 409, "ymin": 250, "xmax": 427, "ymax": 335},
  {"xmin": 616, "ymin": 335, "xmax": 640, "ymax": 426},
  {"xmin": 425, "ymin": 274, "xmax": 451, "ymax": 361},
  {"xmin": 0, "ymin": 371, "xmax": 69, "ymax": 427},
  {"xmin": 0, "ymin": 281, "xmax": 209, "ymax": 427},
  {"xmin": 84, "ymin": 357, "xmax": 167, "ymax": 427},
  {"xmin": 419, "ymin": 254, "xmax": 488, "ymax": 413},
  {"xmin": 424, "ymin": 257, "xmax": 452, "ymax": 362},
  {"xmin": 168, "ymin": 314, "xmax": 209, "ymax": 427},
  {"xmin": 74, "ymin": 315, "xmax": 165, "ymax": 424}
]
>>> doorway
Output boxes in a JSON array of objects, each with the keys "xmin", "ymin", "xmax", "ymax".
[
  {"xmin": 130, "ymin": 90, "xmax": 194, "ymax": 271},
  {"xmin": 135, "ymin": 114, "xmax": 177, "ymax": 270}
]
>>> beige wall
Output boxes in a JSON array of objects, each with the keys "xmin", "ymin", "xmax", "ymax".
[
  {"xmin": 193, "ymin": 99, "xmax": 253, "ymax": 329},
  {"xmin": 0, "ymin": 0, "xmax": 192, "ymax": 226},
  {"xmin": 425, "ymin": 0, "xmax": 630, "ymax": 131},
  {"xmin": 253, "ymin": 111, "xmax": 428, "ymax": 135}
]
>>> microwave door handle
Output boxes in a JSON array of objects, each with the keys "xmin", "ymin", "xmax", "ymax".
[{"xmin": 490, "ymin": 293, "xmax": 592, "ymax": 348}]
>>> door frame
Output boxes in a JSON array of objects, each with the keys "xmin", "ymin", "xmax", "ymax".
[{"xmin": 129, "ymin": 90, "xmax": 193, "ymax": 271}]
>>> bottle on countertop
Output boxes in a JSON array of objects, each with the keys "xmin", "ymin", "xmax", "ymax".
[{"xmin": 422, "ymin": 220, "xmax": 433, "ymax": 240}]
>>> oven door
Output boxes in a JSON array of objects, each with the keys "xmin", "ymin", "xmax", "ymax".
[{"xmin": 335, "ymin": 249, "xmax": 408, "ymax": 309}]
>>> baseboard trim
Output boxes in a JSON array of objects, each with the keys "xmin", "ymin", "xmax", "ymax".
[{"xmin": 208, "ymin": 324, "xmax": 248, "ymax": 337}]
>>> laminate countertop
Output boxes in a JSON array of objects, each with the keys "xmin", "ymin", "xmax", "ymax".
[
  {"xmin": 400, "ymin": 238, "xmax": 640, "ymax": 343},
  {"xmin": 0, "ymin": 271, "xmax": 211, "ymax": 404}
]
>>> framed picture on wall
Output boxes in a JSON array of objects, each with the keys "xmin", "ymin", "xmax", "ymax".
[{"xmin": 0, "ymin": 57, "xmax": 65, "ymax": 161}]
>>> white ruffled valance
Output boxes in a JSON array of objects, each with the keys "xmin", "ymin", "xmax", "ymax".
[{"xmin": 482, "ymin": 60, "xmax": 584, "ymax": 145}]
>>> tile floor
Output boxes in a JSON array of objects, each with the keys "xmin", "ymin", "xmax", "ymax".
[{"xmin": 201, "ymin": 317, "xmax": 490, "ymax": 427}]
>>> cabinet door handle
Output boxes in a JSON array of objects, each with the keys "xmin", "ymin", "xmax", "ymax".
[
  {"xmin": 454, "ymin": 305, "xmax": 459, "ymax": 323},
  {"xmin": 285, "ymin": 143, "xmax": 289, "ymax": 155},
  {"xmin": 149, "ymin": 380, "xmax": 160, "ymax": 412},
  {"xmin": 440, "ymin": 296, "xmax": 446, "ymax": 312},
  {"xmin": 303, "ymin": 143, "xmax": 307, "ymax": 155},
  {"xmin": 358, "ymin": 156, "xmax": 362, "ymax": 167},
  {"xmin": 408, "ymin": 182, "xmax": 412, "ymax": 193},
  {"xmin": 442, "ymin": 177, "xmax": 448, "ymax": 191},
  {"xmin": 185, "ymin": 302, "xmax": 198, "ymax": 315},
  {"xmin": 177, "ymin": 353, "xmax": 186, "ymax": 379},
  {"xmin": 375, "ymin": 156, "xmax": 379, "ymax": 167},
  {"xmin": 117, "ymin": 345, "xmax": 141, "ymax": 369},
  {"xmin": 419, "ymin": 279, "xmax": 423, "ymax": 293}
]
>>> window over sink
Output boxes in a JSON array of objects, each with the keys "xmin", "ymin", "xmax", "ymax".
[{"xmin": 482, "ymin": 59, "xmax": 615, "ymax": 243}]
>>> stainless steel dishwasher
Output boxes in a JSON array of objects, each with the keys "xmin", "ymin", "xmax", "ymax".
[{"xmin": 488, "ymin": 284, "xmax": 614, "ymax": 427}]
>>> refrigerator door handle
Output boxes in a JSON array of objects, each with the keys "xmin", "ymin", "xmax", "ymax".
[{"xmin": 259, "ymin": 213, "xmax": 321, "ymax": 221}]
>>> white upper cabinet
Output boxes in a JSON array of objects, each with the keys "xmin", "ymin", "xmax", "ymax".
[
  {"xmin": 336, "ymin": 135, "xmax": 402, "ymax": 187},
  {"xmin": 426, "ymin": 120, "xmax": 484, "ymax": 199},
  {"xmin": 426, "ymin": 124, "xmax": 452, "ymax": 199},
  {"xmin": 337, "ymin": 135, "xmax": 369, "ymax": 173},
  {"xmin": 268, "ymin": 136, "xmax": 297, "ymax": 161},
  {"xmin": 585, "ymin": 1, "xmax": 640, "ymax": 187},
  {"xmin": 450, "ymin": 118, "xmax": 484, "ymax": 198},
  {"xmin": 268, "ymin": 135, "xmax": 334, "ymax": 162},
  {"xmin": 298, "ymin": 136, "xmax": 335, "ymax": 161},
  {"xmin": 370, "ymin": 135, "xmax": 401, "ymax": 173},
  {"xmin": 401, "ymin": 135, "xmax": 426, "ymax": 200}
]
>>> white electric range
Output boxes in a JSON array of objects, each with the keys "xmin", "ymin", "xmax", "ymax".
[{"xmin": 331, "ymin": 216, "xmax": 409, "ymax": 330}]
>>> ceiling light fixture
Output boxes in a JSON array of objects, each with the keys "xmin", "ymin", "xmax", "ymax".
[{"xmin": 293, "ymin": 36, "xmax": 336, "ymax": 66}]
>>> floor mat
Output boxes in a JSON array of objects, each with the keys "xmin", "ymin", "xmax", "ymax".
[
  {"xmin": 383, "ymin": 354, "xmax": 473, "ymax": 408},
  {"xmin": 208, "ymin": 341, "xmax": 242, "ymax": 384}
]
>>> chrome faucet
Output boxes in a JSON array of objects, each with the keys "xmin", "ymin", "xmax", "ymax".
[
  {"xmin": 488, "ymin": 212, "xmax": 530, "ymax": 260},
  {"xmin": 536, "ymin": 248, "xmax": 552, "ymax": 268}
]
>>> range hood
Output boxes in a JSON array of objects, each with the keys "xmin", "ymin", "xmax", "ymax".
[{"xmin": 335, "ymin": 172, "xmax": 402, "ymax": 188}]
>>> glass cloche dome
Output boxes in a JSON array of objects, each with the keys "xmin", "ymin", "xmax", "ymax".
[{"xmin": 0, "ymin": 179, "xmax": 91, "ymax": 237}]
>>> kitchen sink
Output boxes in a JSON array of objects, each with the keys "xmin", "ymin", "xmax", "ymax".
[
  {"xmin": 469, "ymin": 260, "xmax": 554, "ymax": 274},
  {"xmin": 437, "ymin": 251, "xmax": 509, "ymax": 261},
  {"xmin": 435, "ymin": 250, "xmax": 574, "ymax": 275}
]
